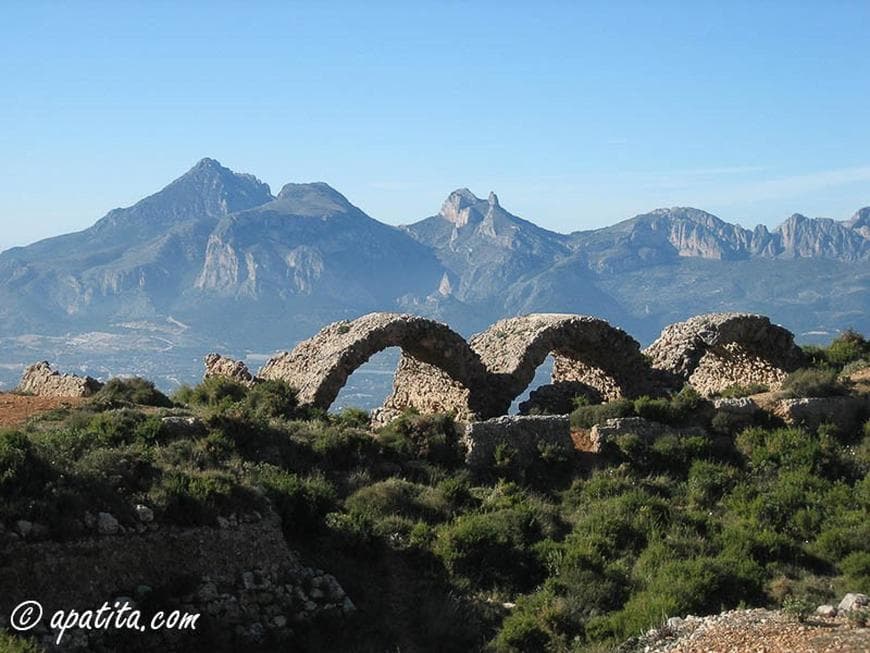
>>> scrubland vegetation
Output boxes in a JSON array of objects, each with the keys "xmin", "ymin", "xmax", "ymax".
[{"xmin": 0, "ymin": 331, "xmax": 868, "ymax": 651}]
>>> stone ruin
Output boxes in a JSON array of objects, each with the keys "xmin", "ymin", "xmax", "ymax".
[
  {"xmin": 203, "ymin": 311, "xmax": 806, "ymax": 425},
  {"xmin": 16, "ymin": 361, "xmax": 103, "ymax": 398},
  {"xmin": 204, "ymin": 352, "xmax": 256, "ymax": 386},
  {"xmin": 643, "ymin": 312, "xmax": 806, "ymax": 396}
]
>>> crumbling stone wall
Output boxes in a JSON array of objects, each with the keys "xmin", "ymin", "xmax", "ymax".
[
  {"xmin": 16, "ymin": 361, "xmax": 103, "ymax": 398},
  {"xmin": 0, "ymin": 511, "xmax": 353, "ymax": 651},
  {"xmin": 462, "ymin": 415, "xmax": 572, "ymax": 469},
  {"xmin": 644, "ymin": 313, "xmax": 805, "ymax": 396}
]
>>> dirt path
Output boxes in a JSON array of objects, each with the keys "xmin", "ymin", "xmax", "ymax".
[{"xmin": 0, "ymin": 393, "xmax": 84, "ymax": 428}]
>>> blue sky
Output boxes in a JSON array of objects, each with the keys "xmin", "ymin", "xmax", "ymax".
[{"xmin": 1, "ymin": 1, "xmax": 869, "ymax": 251}]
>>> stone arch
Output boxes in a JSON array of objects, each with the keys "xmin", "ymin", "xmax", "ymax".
[
  {"xmin": 468, "ymin": 314, "xmax": 653, "ymax": 415},
  {"xmin": 643, "ymin": 312, "xmax": 806, "ymax": 396},
  {"xmin": 257, "ymin": 312, "xmax": 489, "ymax": 418}
]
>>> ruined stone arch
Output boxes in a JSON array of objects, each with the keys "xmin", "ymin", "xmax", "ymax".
[
  {"xmin": 257, "ymin": 312, "xmax": 490, "ymax": 419},
  {"xmin": 644, "ymin": 312, "xmax": 806, "ymax": 396},
  {"xmin": 467, "ymin": 314, "xmax": 653, "ymax": 415}
]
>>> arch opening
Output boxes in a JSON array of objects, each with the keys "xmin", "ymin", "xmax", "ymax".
[{"xmin": 332, "ymin": 347, "xmax": 401, "ymax": 413}]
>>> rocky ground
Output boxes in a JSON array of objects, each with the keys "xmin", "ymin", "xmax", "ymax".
[
  {"xmin": 0, "ymin": 393, "xmax": 83, "ymax": 428},
  {"xmin": 620, "ymin": 596, "xmax": 870, "ymax": 653}
]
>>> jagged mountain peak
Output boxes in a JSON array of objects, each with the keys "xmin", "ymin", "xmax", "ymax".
[
  {"xmin": 438, "ymin": 188, "xmax": 511, "ymax": 227},
  {"xmin": 90, "ymin": 158, "xmax": 273, "ymax": 238},
  {"xmin": 845, "ymin": 207, "xmax": 870, "ymax": 228},
  {"xmin": 440, "ymin": 188, "xmax": 486, "ymax": 226}
]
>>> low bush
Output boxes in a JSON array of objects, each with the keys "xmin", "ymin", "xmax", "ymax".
[
  {"xmin": 256, "ymin": 465, "xmax": 336, "ymax": 533},
  {"xmin": 92, "ymin": 377, "xmax": 172, "ymax": 408},
  {"xmin": 173, "ymin": 376, "xmax": 248, "ymax": 408},
  {"xmin": 826, "ymin": 329, "xmax": 869, "ymax": 368},
  {"xmin": 570, "ymin": 398, "xmax": 634, "ymax": 428},
  {"xmin": 244, "ymin": 379, "xmax": 299, "ymax": 419},
  {"xmin": 0, "ymin": 633, "xmax": 42, "ymax": 653},
  {"xmin": 687, "ymin": 460, "xmax": 740, "ymax": 508},
  {"xmin": 149, "ymin": 469, "xmax": 260, "ymax": 526},
  {"xmin": 434, "ymin": 507, "xmax": 548, "ymax": 592},
  {"xmin": 345, "ymin": 478, "xmax": 444, "ymax": 523},
  {"xmin": 840, "ymin": 551, "xmax": 870, "ymax": 593},
  {"xmin": 780, "ymin": 369, "xmax": 847, "ymax": 399},
  {"xmin": 718, "ymin": 383, "xmax": 769, "ymax": 398},
  {"xmin": 782, "ymin": 594, "xmax": 816, "ymax": 623},
  {"xmin": 377, "ymin": 412, "xmax": 462, "ymax": 466}
]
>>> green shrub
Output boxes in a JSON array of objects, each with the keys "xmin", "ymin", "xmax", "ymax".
[
  {"xmin": 92, "ymin": 377, "xmax": 172, "ymax": 408},
  {"xmin": 687, "ymin": 460, "xmax": 740, "ymax": 508},
  {"xmin": 782, "ymin": 595, "xmax": 815, "ymax": 623},
  {"xmin": 668, "ymin": 386, "xmax": 706, "ymax": 422},
  {"xmin": 0, "ymin": 430, "xmax": 33, "ymax": 490},
  {"xmin": 257, "ymin": 466, "xmax": 336, "ymax": 533},
  {"xmin": 570, "ymin": 398, "xmax": 634, "ymax": 429},
  {"xmin": 736, "ymin": 427, "xmax": 830, "ymax": 472},
  {"xmin": 840, "ymin": 551, "xmax": 870, "ymax": 593},
  {"xmin": 345, "ymin": 478, "xmax": 443, "ymax": 523},
  {"xmin": 243, "ymin": 379, "xmax": 298, "ymax": 419},
  {"xmin": 434, "ymin": 508, "xmax": 547, "ymax": 592},
  {"xmin": 633, "ymin": 396, "xmax": 673, "ymax": 423},
  {"xmin": 86, "ymin": 410, "xmax": 167, "ymax": 447},
  {"xmin": 0, "ymin": 633, "xmax": 42, "ymax": 653},
  {"xmin": 491, "ymin": 610, "xmax": 550, "ymax": 652},
  {"xmin": 331, "ymin": 407, "xmax": 371, "ymax": 429},
  {"xmin": 826, "ymin": 329, "xmax": 869, "ymax": 368},
  {"xmin": 173, "ymin": 376, "xmax": 248, "ymax": 408},
  {"xmin": 377, "ymin": 412, "xmax": 462, "ymax": 466},
  {"xmin": 718, "ymin": 383, "xmax": 769, "ymax": 398},
  {"xmin": 149, "ymin": 469, "xmax": 259, "ymax": 525},
  {"xmin": 568, "ymin": 489, "xmax": 672, "ymax": 560},
  {"xmin": 309, "ymin": 424, "xmax": 380, "ymax": 470},
  {"xmin": 611, "ymin": 555, "xmax": 763, "ymax": 637},
  {"xmin": 780, "ymin": 369, "xmax": 847, "ymax": 399},
  {"xmin": 434, "ymin": 474, "xmax": 477, "ymax": 515},
  {"xmin": 846, "ymin": 607, "xmax": 870, "ymax": 628}
]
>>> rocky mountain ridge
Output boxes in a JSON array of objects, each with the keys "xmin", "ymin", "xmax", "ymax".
[{"xmin": 0, "ymin": 158, "xmax": 866, "ymax": 391}]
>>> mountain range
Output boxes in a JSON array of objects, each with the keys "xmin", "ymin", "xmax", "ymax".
[{"xmin": 0, "ymin": 158, "xmax": 867, "ymax": 393}]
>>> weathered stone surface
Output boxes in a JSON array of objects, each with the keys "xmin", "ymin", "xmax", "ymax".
[
  {"xmin": 16, "ymin": 361, "xmax": 103, "ymax": 397},
  {"xmin": 645, "ymin": 313, "xmax": 805, "ymax": 396},
  {"xmin": 775, "ymin": 395, "xmax": 869, "ymax": 434},
  {"xmin": 260, "ymin": 313, "xmax": 490, "ymax": 418},
  {"xmin": 816, "ymin": 605, "xmax": 838, "ymax": 617},
  {"xmin": 375, "ymin": 355, "xmax": 481, "ymax": 427},
  {"xmin": 462, "ymin": 415, "xmax": 571, "ymax": 469},
  {"xmin": 161, "ymin": 415, "xmax": 207, "ymax": 436},
  {"xmin": 838, "ymin": 593, "xmax": 869, "ymax": 613},
  {"xmin": 712, "ymin": 397, "xmax": 760, "ymax": 415},
  {"xmin": 589, "ymin": 417, "xmax": 706, "ymax": 451},
  {"xmin": 204, "ymin": 353, "xmax": 255, "ymax": 386},
  {"xmin": 471, "ymin": 314, "xmax": 653, "ymax": 412}
]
